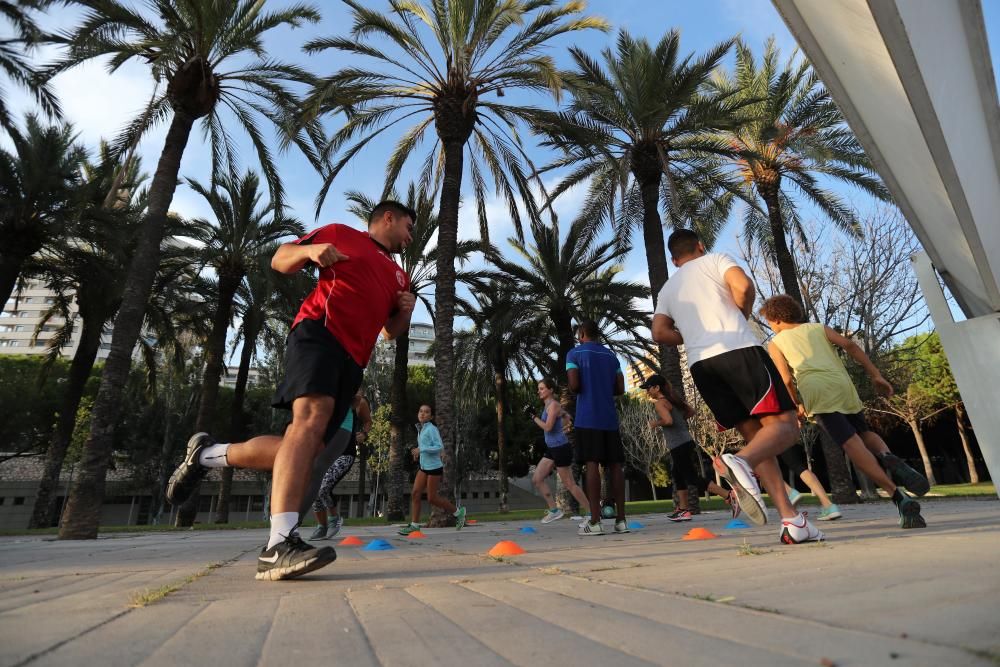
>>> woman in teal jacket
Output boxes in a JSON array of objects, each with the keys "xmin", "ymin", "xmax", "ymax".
[{"xmin": 398, "ymin": 404, "xmax": 467, "ymax": 534}]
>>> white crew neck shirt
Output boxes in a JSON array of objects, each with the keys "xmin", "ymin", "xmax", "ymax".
[{"xmin": 654, "ymin": 253, "xmax": 761, "ymax": 366}]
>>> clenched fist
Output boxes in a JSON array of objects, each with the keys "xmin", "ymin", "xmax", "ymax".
[
  {"xmin": 395, "ymin": 291, "xmax": 416, "ymax": 314},
  {"xmin": 307, "ymin": 243, "xmax": 349, "ymax": 268}
]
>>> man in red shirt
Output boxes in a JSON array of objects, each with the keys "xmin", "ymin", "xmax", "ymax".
[{"xmin": 166, "ymin": 201, "xmax": 415, "ymax": 581}]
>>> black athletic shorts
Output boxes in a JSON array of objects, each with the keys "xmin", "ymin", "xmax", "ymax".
[
  {"xmin": 575, "ymin": 428, "xmax": 625, "ymax": 465},
  {"xmin": 420, "ymin": 467, "xmax": 443, "ymax": 476},
  {"xmin": 272, "ymin": 319, "xmax": 364, "ymax": 441},
  {"xmin": 543, "ymin": 444, "xmax": 574, "ymax": 468},
  {"xmin": 779, "ymin": 443, "xmax": 809, "ymax": 477},
  {"xmin": 690, "ymin": 346, "xmax": 796, "ymax": 430},
  {"xmin": 814, "ymin": 411, "xmax": 870, "ymax": 447}
]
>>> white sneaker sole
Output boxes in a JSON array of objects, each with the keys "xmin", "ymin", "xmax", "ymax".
[
  {"xmin": 720, "ymin": 454, "xmax": 767, "ymax": 526},
  {"xmin": 255, "ymin": 551, "xmax": 336, "ymax": 581}
]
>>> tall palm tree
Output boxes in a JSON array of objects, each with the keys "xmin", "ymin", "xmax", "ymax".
[
  {"xmin": 534, "ymin": 30, "xmax": 740, "ymax": 393},
  {"xmin": 54, "ymin": 0, "xmax": 321, "ymax": 539},
  {"xmin": 708, "ymin": 38, "xmax": 890, "ymax": 308},
  {"xmin": 305, "ymin": 0, "xmax": 607, "ymax": 524},
  {"xmin": 0, "ymin": 114, "xmax": 86, "ymax": 309},
  {"xmin": 345, "ymin": 183, "xmax": 478, "ymax": 521},
  {"xmin": 214, "ymin": 247, "xmax": 311, "ymax": 523},
  {"xmin": 174, "ymin": 170, "xmax": 304, "ymax": 526},
  {"xmin": 0, "ymin": 0, "xmax": 61, "ymax": 138}
]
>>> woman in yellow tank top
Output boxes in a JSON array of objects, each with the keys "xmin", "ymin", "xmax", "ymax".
[{"xmin": 759, "ymin": 295, "xmax": 929, "ymax": 530}]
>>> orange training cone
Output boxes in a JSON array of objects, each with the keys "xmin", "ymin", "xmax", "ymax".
[
  {"xmin": 488, "ymin": 540, "xmax": 526, "ymax": 557},
  {"xmin": 339, "ymin": 535, "xmax": 365, "ymax": 546},
  {"xmin": 682, "ymin": 527, "xmax": 718, "ymax": 541},
  {"xmin": 406, "ymin": 530, "xmax": 427, "ymax": 539},
  {"xmin": 466, "ymin": 519, "xmax": 478, "ymax": 525}
]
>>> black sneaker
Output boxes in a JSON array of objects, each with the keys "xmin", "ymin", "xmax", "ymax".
[
  {"xmin": 165, "ymin": 433, "xmax": 212, "ymax": 506},
  {"xmin": 895, "ymin": 495, "xmax": 927, "ymax": 530},
  {"xmin": 881, "ymin": 453, "xmax": 930, "ymax": 497},
  {"xmin": 256, "ymin": 534, "xmax": 337, "ymax": 581}
]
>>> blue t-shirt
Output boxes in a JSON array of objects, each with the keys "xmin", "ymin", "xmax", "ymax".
[
  {"xmin": 541, "ymin": 403, "xmax": 568, "ymax": 447},
  {"xmin": 417, "ymin": 422, "xmax": 444, "ymax": 470},
  {"xmin": 566, "ymin": 342, "xmax": 621, "ymax": 430}
]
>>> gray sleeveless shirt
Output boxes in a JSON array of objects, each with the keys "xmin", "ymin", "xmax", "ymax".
[{"xmin": 660, "ymin": 402, "xmax": 692, "ymax": 450}]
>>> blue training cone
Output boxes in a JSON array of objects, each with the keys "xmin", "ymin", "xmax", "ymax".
[
  {"xmin": 519, "ymin": 526, "xmax": 537, "ymax": 534},
  {"xmin": 627, "ymin": 521, "xmax": 645, "ymax": 530},
  {"xmin": 725, "ymin": 518, "xmax": 751, "ymax": 529},
  {"xmin": 363, "ymin": 539, "xmax": 395, "ymax": 551}
]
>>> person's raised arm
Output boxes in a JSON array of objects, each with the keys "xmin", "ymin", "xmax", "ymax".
[
  {"xmin": 824, "ymin": 326, "xmax": 894, "ymax": 397},
  {"xmin": 271, "ymin": 241, "xmax": 348, "ymax": 274},
  {"xmin": 723, "ymin": 266, "xmax": 755, "ymax": 319},
  {"xmin": 652, "ymin": 314, "xmax": 684, "ymax": 347}
]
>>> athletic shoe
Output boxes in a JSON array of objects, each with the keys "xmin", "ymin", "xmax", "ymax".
[
  {"xmin": 309, "ymin": 523, "xmax": 327, "ymax": 540},
  {"xmin": 613, "ymin": 519, "xmax": 630, "ymax": 533},
  {"xmin": 455, "ymin": 506, "xmax": 467, "ymax": 530},
  {"xmin": 578, "ymin": 517, "xmax": 591, "ymax": 529},
  {"xmin": 667, "ymin": 509, "xmax": 692, "ymax": 522},
  {"xmin": 166, "ymin": 433, "xmax": 212, "ymax": 506},
  {"xmin": 726, "ymin": 490, "xmax": 742, "ymax": 519},
  {"xmin": 895, "ymin": 495, "xmax": 927, "ymax": 529},
  {"xmin": 578, "ymin": 521, "xmax": 604, "ymax": 536},
  {"xmin": 788, "ymin": 489, "xmax": 803, "ymax": 507},
  {"xmin": 326, "ymin": 515, "xmax": 343, "ymax": 539},
  {"xmin": 398, "ymin": 523, "xmax": 420, "ymax": 535},
  {"xmin": 880, "ymin": 454, "xmax": 930, "ymax": 497},
  {"xmin": 779, "ymin": 513, "xmax": 825, "ymax": 545},
  {"xmin": 256, "ymin": 534, "xmax": 337, "ymax": 581},
  {"xmin": 541, "ymin": 508, "xmax": 564, "ymax": 524},
  {"xmin": 718, "ymin": 454, "xmax": 767, "ymax": 526},
  {"xmin": 817, "ymin": 504, "xmax": 842, "ymax": 521}
]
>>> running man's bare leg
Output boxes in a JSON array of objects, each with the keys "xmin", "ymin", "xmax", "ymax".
[
  {"xmin": 225, "ymin": 435, "xmax": 282, "ymax": 470},
  {"xmin": 270, "ymin": 395, "xmax": 333, "ymax": 515},
  {"xmin": 532, "ymin": 458, "xmax": 557, "ymax": 510},
  {"xmin": 556, "ymin": 466, "xmax": 590, "ymax": 510},
  {"xmin": 733, "ymin": 413, "xmax": 799, "ymax": 519}
]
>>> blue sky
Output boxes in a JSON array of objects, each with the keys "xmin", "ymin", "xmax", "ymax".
[{"xmin": 8, "ymin": 0, "xmax": 1000, "ymax": 331}]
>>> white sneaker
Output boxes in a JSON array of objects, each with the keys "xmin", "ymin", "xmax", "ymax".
[
  {"xmin": 578, "ymin": 520, "xmax": 604, "ymax": 536},
  {"xmin": 719, "ymin": 453, "xmax": 767, "ymax": 526},
  {"xmin": 613, "ymin": 520, "xmax": 630, "ymax": 534},
  {"xmin": 541, "ymin": 508, "xmax": 564, "ymax": 524},
  {"xmin": 779, "ymin": 512, "xmax": 825, "ymax": 544}
]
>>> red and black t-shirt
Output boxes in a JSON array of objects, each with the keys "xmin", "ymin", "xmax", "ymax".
[{"xmin": 291, "ymin": 224, "xmax": 410, "ymax": 367}]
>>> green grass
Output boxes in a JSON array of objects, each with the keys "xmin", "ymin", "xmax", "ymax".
[{"xmin": 2, "ymin": 482, "xmax": 992, "ymax": 537}]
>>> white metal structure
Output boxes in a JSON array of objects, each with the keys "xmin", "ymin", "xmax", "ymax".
[{"xmin": 773, "ymin": 0, "xmax": 1000, "ymax": 491}]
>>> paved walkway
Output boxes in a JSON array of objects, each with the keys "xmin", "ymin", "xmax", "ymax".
[{"xmin": 1, "ymin": 497, "xmax": 997, "ymax": 666}]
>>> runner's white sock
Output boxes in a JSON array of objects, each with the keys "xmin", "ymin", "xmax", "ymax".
[
  {"xmin": 267, "ymin": 512, "xmax": 299, "ymax": 549},
  {"xmin": 198, "ymin": 443, "xmax": 230, "ymax": 468}
]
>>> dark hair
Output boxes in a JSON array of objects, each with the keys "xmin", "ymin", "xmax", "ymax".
[
  {"xmin": 369, "ymin": 199, "xmax": 417, "ymax": 226},
  {"xmin": 418, "ymin": 403, "xmax": 435, "ymax": 416},
  {"xmin": 538, "ymin": 378, "xmax": 558, "ymax": 393},
  {"xmin": 667, "ymin": 228, "xmax": 701, "ymax": 258},
  {"xmin": 759, "ymin": 294, "xmax": 805, "ymax": 324},
  {"xmin": 576, "ymin": 319, "xmax": 600, "ymax": 340}
]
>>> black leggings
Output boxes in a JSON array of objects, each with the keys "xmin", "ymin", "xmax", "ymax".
[
  {"xmin": 779, "ymin": 443, "xmax": 809, "ymax": 478},
  {"xmin": 669, "ymin": 441, "xmax": 709, "ymax": 494}
]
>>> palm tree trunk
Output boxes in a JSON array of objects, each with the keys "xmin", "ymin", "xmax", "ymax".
[
  {"xmin": 760, "ymin": 191, "xmax": 805, "ymax": 307},
  {"xmin": 955, "ymin": 404, "xmax": 979, "ymax": 484},
  {"xmin": 638, "ymin": 178, "xmax": 685, "ymax": 397},
  {"xmin": 177, "ymin": 273, "xmax": 240, "ymax": 527},
  {"xmin": 817, "ymin": 428, "xmax": 860, "ymax": 504},
  {"xmin": 386, "ymin": 332, "xmax": 410, "ymax": 521},
  {"xmin": 429, "ymin": 138, "xmax": 464, "ymax": 527},
  {"xmin": 215, "ymin": 321, "xmax": 259, "ymax": 524},
  {"xmin": 28, "ymin": 316, "xmax": 103, "ymax": 528},
  {"xmin": 908, "ymin": 417, "xmax": 937, "ymax": 486},
  {"xmin": 494, "ymin": 366, "xmax": 509, "ymax": 512},
  {"xmin": 59, "ymin": 111, "xmax": 197, "ymax": 540},
  {"xmin": 0, "ymin": 253, "xmax": 28, "ymax": 313}
]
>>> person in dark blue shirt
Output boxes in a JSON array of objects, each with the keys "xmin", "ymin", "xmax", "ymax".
[{"xmin": 566, "ymin": 319, "xmax": 627, "ymax": 536}]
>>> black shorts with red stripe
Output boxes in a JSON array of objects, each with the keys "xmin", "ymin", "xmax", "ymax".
[{"xmin": 690, "ymin": 346, "xmax": 796, "ymax": 430}]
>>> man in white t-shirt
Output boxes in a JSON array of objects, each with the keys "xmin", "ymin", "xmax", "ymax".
[{"xmin": 652, "ymin": 229, "xmax": 823, "ymax": 544}]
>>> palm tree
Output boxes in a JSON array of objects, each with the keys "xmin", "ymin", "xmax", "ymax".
[
  {"xmin": 0, "ymin": 114, "xmax": 86, "ymax": 309},
  {"xmin": 174, "ymin": 170, "xmax": 304, "ymax": 526},
  {"xmin": 214, "ymin": 247, "xmax": 311, "ymax": 524},
  {"xmin": 305, "ymin": 0, "xmax": 607, "ymax": 524},
  {"xmin": 708, "ymin": 38, "xmax": 890, "ymax": 308},
  {"xmin": 534, "ymin": 30, "xmax": 740, "ymax": 393},
  {"xmin": 0, "ymin": 0, "xmax": 61, "ymax": 138},
  {"xmin": 344, "ymin": 184, "xmax": 478, "ymax": 521},
  {"xmin": 54, "ymin": 0, "xmax": 320, "ymax": 539}
]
